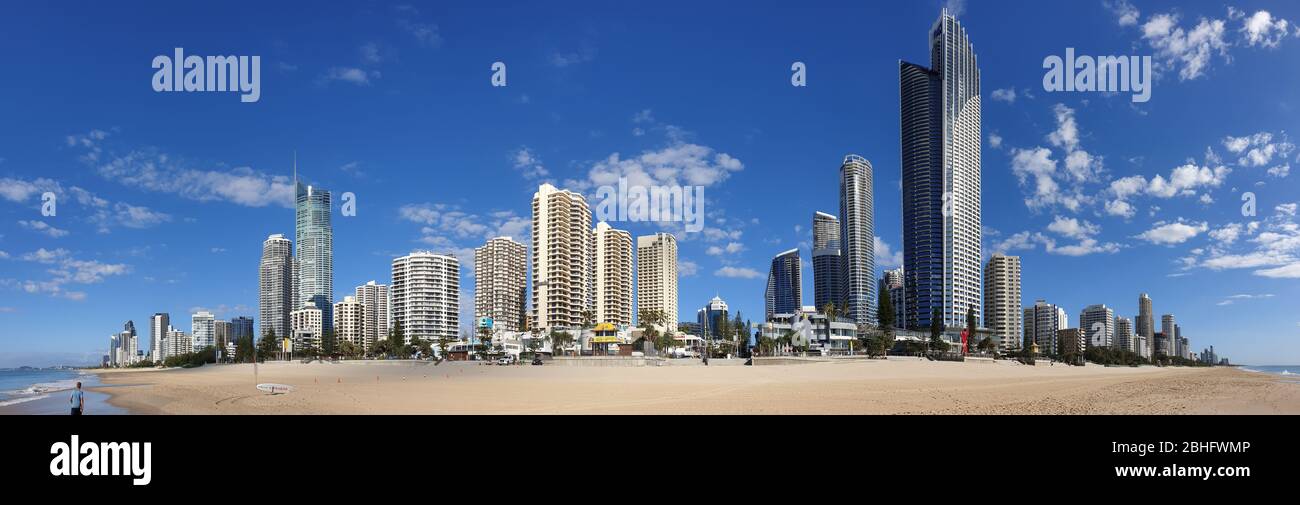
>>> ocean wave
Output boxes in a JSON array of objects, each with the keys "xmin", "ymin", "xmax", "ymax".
[
  {"xmin": 0, "ymin": 393, "xmax": 51, "ymax": 407},
  {"xmin": 5, "ymin": 378, "xmax": 79, "ymax": 396}
]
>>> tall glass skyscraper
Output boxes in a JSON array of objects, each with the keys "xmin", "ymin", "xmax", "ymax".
[
  {"xmin": 811, "ymin": 211, "xmax": 843, "ymax": 312},
  {"xmin": 260, "ymin": 233, "xmax": 294, "ymax": 340},
  {"xmin": 295, "ymin": 175, "xmax": 334, "ymax": 334},
  {"xmin": 765, "ymin": 248, "xmax": 802, "ymax": 320},
  {"xmin": 838, "ymin": 155, "xmax": 876, "ymax": 327},
  {"xmin": 900, "ymin": 9, "xmax": 981, "ymax": 331}
]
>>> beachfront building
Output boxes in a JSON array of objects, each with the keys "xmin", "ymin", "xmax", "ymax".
[
  {"xmin": 1079, "ymin": 304, "xmax": 1115, "ymax": 349},
  {"xmin": 259, "ymin": 233, "xmax": 294, "ymax": 342},
  {"xmin": 839, "ymin": 155, "xmax": 877, "ymax": 327},
  {"xmin": 594, "ymin": 223, "xmax": 633, "ymax": 327},
  {"xmin": 1137, "ymin": 293, "xmax": 1154, "ymax": 357},
  {"xmin": 290, "ymin": 301, "xmax": 323, "ymax": 351},
  {"xmin": 166, "ymin": 328, "xmax": 190, "ymax": 358},
  {"xmin": 295, "ymin": 174, "xmax": 334, "ymax": 335},
  {"xmin": 900, "ymin": 9, "xmax": 982, "ymax": 332},
  {"xmin": 636, "ymin": 232, "xmax": 678, "ymax": 329},
  {"xmin": 1057, "ymin": 328, "xmax": 1086, "ymax": 358},
  {"xmin": 880, "ymin": 268, "xmax": 906, "ymax": 327},
  {"xmin": 982, "ymin": 254, "xmax": 1021, "ymax": 353},
  {"xmin": 391, "ymin": 251, "xmax": 461, "ymax": 344},
  {"xmin": 1160, "ymin": 314, "xmax": 1176, "ymax": 357},
  {"xmin": 532, "ymin": 183, "xmax": 593, "ymax": 331},
  {"xmin": 811, "ymin": 211, "xmax": 844, "ymax": 311},
  {"xmin": 149, "ymin": 313, "xmax": 169, "ymax": 363},
  {"xmin": 765, "ymin": 249, "xmax": 803, "ymax": 320},
  {"xmin": 214, "ymin": 320, "xmax": 231, "ymax": 352},
  {"xmin": 191, "ymin": 311, "xmax": 215, "ymax": 353},
  {"xmin": 760, "ymin": 309, "xmax": 858, "ymax": 353},
  {"xmin": 474, "ymin": 237, "xmax": 526, "ymax": 332},
  {"xmin": 697, "ymin": 295, "xmax": 729, "ymax": 340},
  {"xmin": 334, "ymin": 296, "xmax": 365, "ymax": 350},
  {"xmin": 1023, "ymin": 300, "xmax": 1067, "ymax": 356},
  {"xmin": 355, "ymin": 281, "xmax": 390, "ymax": 351},
  {"xmin": 1115, "ymin": 316, "xmax": 1135, "ymax": 353}
]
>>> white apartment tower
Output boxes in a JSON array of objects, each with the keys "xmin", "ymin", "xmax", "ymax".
[
  {"xmin": 1115, "ymin": 316, "xmax": 1135, "ymax": 353},
  {"xmin": 259, "ymin": 234, "xmax": 294, "ymax": 341},
  {"xmin": 391, "ymin": 251, "xmax": 461, "ymax": 343},
  {"xmin": 355, "ymin": 281, "xmax": 390, "ymax": 351},
  {"xmin": 982, "ymin": 254, "xmax": 1021, "ymax": 353},
  {"xmin": 149, "ymin": 313, "xmax": 169, "ymax": 363},
  {"xmin": 474, "ymin": 237, "xmax": 527, "ymax": 332},
  {"xmin": 593, "ymin": 223, "xmax": 633, "ymax": 327},
  {"xmin": 1080, "ymin": 304, "xmax": 1115, "ymax": 349},
  {"xmin": 334, "ymin": 296, "xmax": 365, "ymax": 350},
  {"xmin": 191, "ymin": 311, "xmax": 215, "ymax": 353},
  {"xmin": 531, "ymin": 184, "xmax": 593, "ymax": 330},
  {"xmin": 290, "ymin": 301, "xmax": 323, "ymax": 351},
  {"xmin": 636, "ymin": 232, "xmax": 679, "ymax": 328}
]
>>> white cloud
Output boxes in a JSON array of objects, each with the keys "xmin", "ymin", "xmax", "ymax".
[
  {"xmin": 512, "ymin": 147, "xmax": 549, "ymax": 180},
  {"xmin": 1277, "ymin": 203, "xmax": 1298, "ymax": 216},
  {"xmin": 394, "ymin": 5, "xmax": 442, "ymax": 48},
  {"xmin": 0, "ymin": 177, "xmax": 60, "ymax": 203},
  {"xmin": 1046, "ymin": 216, "xmax": 1100, "ymax": 240},
  {"xmin": 1241, "ymin": 10, "xmax": 1293, "ymax": 48},
  {"xmin": 874, "ymin": 236, "xmax": 902, "ymax": 268},
  {"xmin": 1140, "ymin": 13, "xmax": 1228, "ymax": 81},
  {"xmin": 1105, "ymin": 0, "xmax": 1141, "ymax": 27},
  {"xmin": 706, "ymin": 242, "xmax": 745, "ymax": 256},
  {"xmin": 1136, "ymin": 220, "xmax": 1209, "ymax": 245},
  {"xmin": 321, "ymin": 67, "xmax": 379, "ymax": 86},
  {"xmin": 1254, "ymin": 262, "xmax": 1300, "ymax": 278},
  {"xmin": 714, "ymin": 266, "xmax": 761, "ymax": 279},
  {"xmin": 990, "ymin": 88, "xmax": 1016, "ymax": 103},
  {"xmin": 576, "ymin": 142, "xmax": 743, "ymax": 192},
  {"xmin": 17, "ymin": 220, "xmax": 68, "ymax": 238},
  {"xmin": 987, "ymin": 132, "xmax": 1003, "ymax": 149},
  {"xmin": 989, "ymin": 231, "xmax": 1035, "ymax": 255},
  {"xmin": 678, "ymin": 259, "xmax": 699, "ymax": 277},
  {"xmin": 8, "ymin": 248, "xmax": 129, "ymax": 300},
  {"xmin": 77, "ymin": 144, "xmax": 295, "ymax": 208}
]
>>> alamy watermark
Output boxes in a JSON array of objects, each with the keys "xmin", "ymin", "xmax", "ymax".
[
  {"xmin": 593, "ymin": 177, "xmax": 704, "ymax": 233},
  {"xmin": 152, "ymin": 48, "xmax": 261, "ymax": 103},
  {"xmin": 1043, "ymin": 48, "xmax": 1152, "ymax": 103}
]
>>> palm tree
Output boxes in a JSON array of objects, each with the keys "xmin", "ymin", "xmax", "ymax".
[{"xmin": 820, "ymin": 302, "xmax": 839, "ymax": 353}]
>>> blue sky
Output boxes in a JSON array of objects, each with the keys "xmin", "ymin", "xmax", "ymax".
[{"xmin": 1, "ymin": 0, "xmax": 1298, "ymax": 366}]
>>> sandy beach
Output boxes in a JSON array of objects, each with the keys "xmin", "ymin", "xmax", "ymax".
[{"xmin": 81, "ymin": 358, "xmax": 1300, "ymax": 415}]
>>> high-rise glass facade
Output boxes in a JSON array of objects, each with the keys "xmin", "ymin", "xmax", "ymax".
[
  {"xmin": 295, "ymin": 179, "xmax": 333, "ymax": 334},
  {"xmin": 811, "ymin": 211, "xmax": 843, "ymax": 312},
  {"xmin": 765, "ymin": 248, "xmax": 802, "ymax": 320},
  {"xmin": 839, "ymin": 155, "xmax": 876, "ymax": 327},
  {"xmin": 900, "ymin": 9, "xmax": 981, "ymax": 331}
]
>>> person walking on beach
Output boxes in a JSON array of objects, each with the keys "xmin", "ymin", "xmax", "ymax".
[{"xmin": 70, "ymin": 382, "xmax": 84, "ymax": 415}]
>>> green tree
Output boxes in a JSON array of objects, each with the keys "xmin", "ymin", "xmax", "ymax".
[
  {"xmin": 964, "ymin": 307, "xmax": 977, "ymax": 354},
  {"xmin": 257, "ymin": 328, "xmax": 279, "ymax": 361},
  {"xmin": 928, "ymin": 307, "xmax": 947, "ymax": 354},
  {"xmin": 476, "ymin": 325, "xmax": 493, "ymax": 361},
  {"xmin": 549, "ymin": 329, "xmax": 574, "ymax": 356},
  {"xmin": 878, "ymin": 289, "xmax": 895, "ymax": 332},
  {"xmin": 235, "ymin": 334, "xmax": 255, "ymax": 363},
  {"xmin": 321, "ymin": 329, "xmax": 337, "ymax": 358},
  {"xmin": 436, "ymin": 332, "xmax": 455, "ymax": 363}
]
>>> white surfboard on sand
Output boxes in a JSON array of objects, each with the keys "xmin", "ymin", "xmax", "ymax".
[{"xmin": 256, "ymin": 383, "xmax": 294, "ymax": 394}]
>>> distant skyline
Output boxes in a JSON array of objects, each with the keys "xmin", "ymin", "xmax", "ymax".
[{"xmin": 1, "ymin": 1, "xmax": 1299, "ymax": 366}]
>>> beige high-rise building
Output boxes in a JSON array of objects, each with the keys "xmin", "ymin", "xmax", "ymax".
[
  {"xmin": 354, "ymin": 281, "xmax": 389, "ymax": 351},
  {"xmin": 475, "ymin": 237, "xmax": 528, "ymax": 332},
  {"xmin": 593, "ymin": 222, "xmax": 633, "ymax": 327},
  {"xmin": 531, "ymin": 184, "xmax": 593, "ymax": 330},
  {"xmin": 391, "ymin": 251, "xmax": 461, "ymax": 344},
  {"xmin": 334, "ymin": 296, "xmax": 365, "ymax": 350},
  {"xmin": 636, "ymin": 232, "xmax": 678, "ymax": 328},
  {"xmin": 290, "ymin": 301, "xmax": 323, "ymax": 351},
  {"xmin": 983, "ymin": 254, "xmax": 1021, "ymax": 353}
]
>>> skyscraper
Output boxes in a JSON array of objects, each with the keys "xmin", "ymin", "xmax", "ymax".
[
  {"xmin": 1023, "ymin": 300, "xmax": 1066, "ymax": 355},
  {"xmin": 900, "ymin": 9, "xmax": 982, "ymax": 331},
  {"xmin": 230, "ymin": 316, "xmax": 254, "ymax": 344},
  {"xmin": 1160, "ymin": 314, "xmax": 1176, "ymax": 358},
  {"xmin": 259, "ymin": 233, "xmax": 294, "ymax": 341},
  {"xmin": 290, "ymin": 302, "xmax": 323, "ymax": 350},
  {"xmin": 391, "ymin": 251, "xmax": 461, "ymax": 344},
  {"xmin": 531, "ymin": 183, "xmax": 593, "ymax": 330},
  {"xmin": 982, "ymin": 254, "xmax": 1021, "ymax": 353},
  {"xmin": 882, "ymin": 267, "xmax": 906, "ymax": 327},
  {"xmin": 295, "ymin": 173, "xmax": 334, "ymax": 334},
  {"xmin": 355, "ymin": 281, "xmax": 390, "ymax": 351},
  {"xmin": 1137, "ymin": 293, "xmax": 1154, "ymax": 357},
  {"xmin": 1080, "ymin": 304, "xmax": 1115, "ymax": 349},
  {"xmin": 765, "ymin": 249, "xmax": 802, "ymax": 320},
  {"xmin": 191, "ymin": 311, "xmax": 215, "ymax": 353},
  {"xmin": 636, "ymin": 232, "xmax": 678, "ymax": 328},
  {"xmin": 838, "ymin": 155, "xmax": 876, "ymax": 326},
  {"xmin": 149, "ymin": 313, "xmax": 169, "ymax": 363},
  {"xmin": 593, "ymin": 223, "xmax": 633, "ymax": 327},
  {"xmin": 1115, "ymin": 316, "xmax": 1135, "ymax": 353},
  {"xmin": 697, "ymin": 296, "xmax": 729, "ymax": 340},
  {"xmin": 811, "ymin": 211, "xmax": 844, "ymax": 311},
  {"xmin": 474, "ymin": 237, "xmax": 527, "ymax": 332}
]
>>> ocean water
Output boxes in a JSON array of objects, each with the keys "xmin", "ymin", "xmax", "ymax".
[
  {"xmin": 1241, "ymin": 365, "xmax": 1300, "ymax": 379},
  {"xmin": 0, "ymin": 368, "xmax": 86, "ymax": 407}
]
